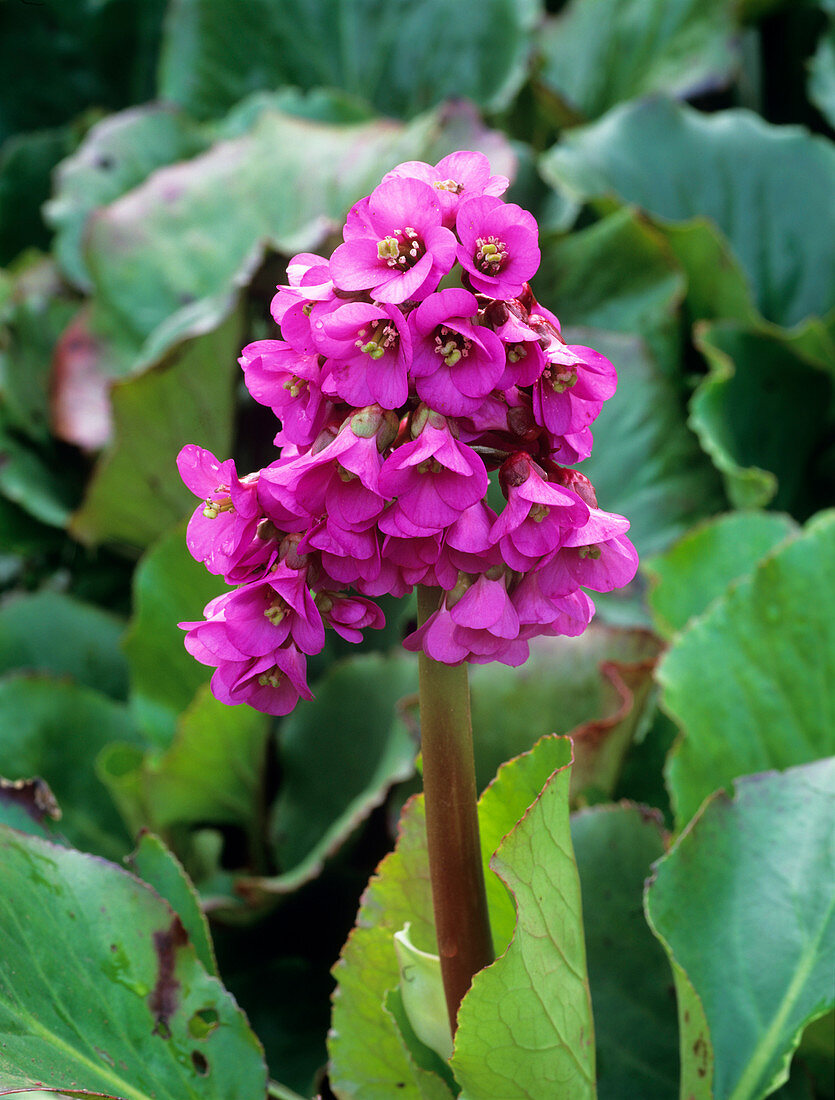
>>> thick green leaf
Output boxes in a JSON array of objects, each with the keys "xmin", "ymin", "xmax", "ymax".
[
  {"xmin": 534, "ymin": 209, "xmax": 685, "ymax": 374},
  {"xmin": 568, "ymin": 328, "xmax": 724, "ymax": 560},
  {"xmin": 159, "ymin": 0, "xmax": 537, "ymax": 121},
  {"xmin": 645, "ymin": 759, "xmax": 835, "ymax": 1099},
  {"xmin": 70, "ymin": 308, "xmax": 242, "ymax": 550},
  {"xmin": 477, "ymin": 735, "xmax": 576, "ymax": 950},
  {"xmin": 537, "ymin": 0, "xmax": 737, "ymax": 122},
  {"xmin": 469, "ymin": 627, "xmax": 661, "ymax": 802},
  {"xmin": 645, "ymin": 511, "xmax": 799, "ymax": 638},
  {"xmin": 0, "ymin": 827, "xmax": 267, "ymax": 1097},
  {"xmin": 142, "ymin": 687, "xmax": 269, "ymax": 832},
  {"xmin": 329, "ymin": 794, "xmax": 452, "ymax": 1100},
  {"xmin": 794, "ymin": 1011, "xmax": 835, "ymax": 1097},
  {"xmin": 46, "ymin": 104, "xmax": 209, "ymax": 290},
  {"xmin": 659, "ymin": 511, "xmax": 835, "ymax": 825},
  {"xmin": 98, "ymin": 684, "xmax": 269, "ymax": 875},
  {"xmin": 661, "ymin": 218, "xmax": 759, "ymax": 325},
  {"xmin": 451, "ymin": 746, "xmax": 595, "ymax": 1099},
  {"xmin": 0, "ymin": 589, "xmax": 129, "ymax": 698},
  {"xmin": 215, "ymin": 87, "xmax": 378, "ymax": 133},
  {"xmin": 127, "ymin": 832, "xmax": 219, "ymax": 978},
  {"xmin": 257, "ymin": 653, "xmax": 418, "ymax": 896},
  {"xmin": 0, "ymin": 673, "xmax": 141, "ymax": 859},
  {"xmin": 394, "ymin": 926, "xmax": 453, "ymax": 1061},
  {"xmin": 122, "ymin": 522, "xmax": 225, "ymax": 744},
  {"xmin": 571, "ymin": 804, "xmax": 677, "ymax": 1100},
  {"xmin": 540, "ymin": 99, "xmax": 835, "ymax": 327},
  {"xmin": 690, "ymin": 321, "xmax": 834, "ymax": 510},
  {"xmin": 84, "ymin": 103, "xmax": 513, "ymax": 346},
  {"xmin": 329, "ymin": 733, "xmax": 574, "ymax": 1100},
  {"xmin": 0, "ymin": 418, "xmax": 83, "ymax": 528}
]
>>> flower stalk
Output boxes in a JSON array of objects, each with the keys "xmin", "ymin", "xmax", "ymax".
[{"xmin": 417, "ymin": 584, "xmax": 494, "ymax": 1036}]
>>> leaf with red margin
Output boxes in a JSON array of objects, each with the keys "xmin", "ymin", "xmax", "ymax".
[
  {"xmin": 50, "ymin": 308, "xmax": 114, "ymax": 451},
  {"xmin": 468, "ymin": 626, "xmax": 662, "ymax": 802}
]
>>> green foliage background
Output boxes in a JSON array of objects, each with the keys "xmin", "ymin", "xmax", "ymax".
[{"xmin": 0, "ymin": 1, "xmax": 833, "ymax": 1098}]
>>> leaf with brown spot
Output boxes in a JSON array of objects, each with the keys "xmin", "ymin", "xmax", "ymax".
[
  {"xmin": 0, "ymin": 827, "xmax": 267, "ymax": 1098},
  {"xmin": 0, "ymin": 775, "xmax": 63, "ymax": 840},
  {"xmin": 646, "ymin": 760, "xmax": 835, "ymax": 1100}
]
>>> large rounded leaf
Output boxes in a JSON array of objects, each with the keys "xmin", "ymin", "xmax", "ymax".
[
  {"xmin": 0, "ymin": 828, "xmax": 267, "ymax": 1097},
  {"xmin": 70, "ymin": 309, "xmax": 242, "ymax": 551},
  {"xmin": 469, "ymin": 627, "xmax": 661, "ymax": 802},
  {"xmin": 98, "ymin": 684, "xmax": 270, "ymax": 850},
  {"xmin": 84, "ymin": 103, "xmax": 515, "ymax": 345},
  {"xmin": 253, "ymin": 653, "xmax": 419, "ymax": 897},
  {"xmin": 537, "ymin": 0, "xmax": 737, "ymax": 122},
  {"xmin": 328, "ymin": 794, "xmax": 452, "ymax": 1100},
  {"xmin": 45, "ymin": 104, "xmax": 209, "ymax": 290},
  {"xmin": 567, "ymin": 328, "xmax": 723, "ymax": 560},
  {"xmin": 645, "ymin": 760, "xmax": 835, "ymax": 1100},
  {"xmin": 645, "ymin": 511, "xmax": 798, "ymax": 638},
  {"xmin": 540, "ymin": 99, "xmax": 835, "ymax": 327},
  {"xmin": 690, "ymin": 321, "xmax": 834, "ymax": 510},
  {"xmin": 159, "ymin": 0, "xmax": 537, "ymax": 121},
  {"xmin": 534, "ymin": 209, "xmax": 686, "ymax": 374},
  {"xmin": 0, "ymin": 590, "xmax": 128, "ymax": 698},
  {"xmin": 328, "ymin": 735, "xmax": 574, "ymax": 1100},
  {"xmin": 659, "ymin": 511, "xmax": 835, "ymax": 825}
]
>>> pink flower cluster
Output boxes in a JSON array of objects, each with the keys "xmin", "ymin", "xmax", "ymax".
[{"xmin": 178, "ymin": 151, "xmax": 637, "ymax": 716}]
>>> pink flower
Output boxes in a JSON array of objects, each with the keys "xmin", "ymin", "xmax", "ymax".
[
  {"xmin": 409, "ymin": 289, "xmax": 505, "ymax": 416},
  {"xmin": 329, "ymin": 178, "xmax": 457, "ymax": 304},
  {"xmin": 198, "ymin": 563, "xmax": 325, "ymax": 658},
  {"xmin": 179, "ymin": 151, "xmax": 636, "ymax": 686},
  {"xmin": 383, "ymin": 150, "xmax": 509, "ymax": 226},
  {"xmin": 211, "ymin": 645, "xmax": 314, "ymax": 716},
  {"xmin": 314, "ymin": 302, "xmax": 412, "ymax": 409},
  {"xmin": 275, "ymin": 252, "xmax": 334, "ymax": 303},
  {"xmin": 378, "ymin": 408, "xmax": 489, "ymax": 534},
  {"xmin": 537, "ymin": 509, "xmax": 638, "ymax": 597},
  {"xmin": 177, "ymin": 445, "xmax": 261, "ymax": 578},
  {"xmin": 239, "ymin": 341, "xmax": 328, "ymax": 446},
  {"xmin": 404, "ymin": 573, "xmax": 527, "ymax": 667},
  {"xmin": 456, "ymin": 196, "xmax": 540, "ymax": 299},
  {"xmin": 512, "ymin": 574, "xmax": 596, "ymax": 639},
  {"xmin": 490, "ymin": 452, "xmax": 589, "ymax": 571},
  {"xmin": 300, "ymin": 520, "xmax": 383, "ymax": 589},
  {"xmin": 259, "ymin": 408, "xmax": 396, "ymax": 534},
  {"xmin": 532, "ymin": 342, "xmax": 617, "ymax": 437},
  {"xmin": 315, "ymin": 589, "xmax": 386, "ymax": 643}
]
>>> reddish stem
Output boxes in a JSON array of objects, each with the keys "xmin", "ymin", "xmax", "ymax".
[{"xmin": 416, "ymin": 585, "xmax": 494, "ymax": 1036}]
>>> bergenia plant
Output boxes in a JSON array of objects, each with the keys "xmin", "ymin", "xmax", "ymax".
[{"xmin": 178, "ymin": 151, "xmax": 637, "ymax": 1050}]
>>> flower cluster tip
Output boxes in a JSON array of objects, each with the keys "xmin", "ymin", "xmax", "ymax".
[{"xmin": 178, "ymin": 150, "xmax": 637, "ymax": 715}]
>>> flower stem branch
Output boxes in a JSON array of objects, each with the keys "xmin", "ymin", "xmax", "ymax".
[{"xmin": 416, "ymin": 584, "xmax": 494, "ymax": 1037}]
